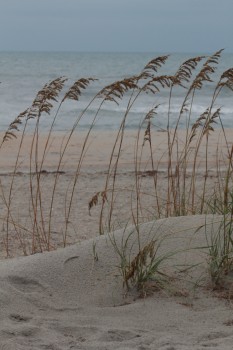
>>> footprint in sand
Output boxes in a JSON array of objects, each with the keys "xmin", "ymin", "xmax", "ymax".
[
  {"xmin": 0, "ymin": 341, "xmax": 25, "ymax": 350},
  {"xmin": 2, "ymin": 324, "xmax": 40, "ymax": 339},
  {"xmin": 7, "ymin": 276, "xmax": 45, "ymax": 293},
  {"xmin": 53, "ymin": 324, "xmax": 99, "ymax": 341},
  {"xmin": 98, "ymin": 329, "xmax": 141, "ymax": 342},
  {"xmin": 9, "ymin": 314, "xmax": 32, "ymax": 323}
]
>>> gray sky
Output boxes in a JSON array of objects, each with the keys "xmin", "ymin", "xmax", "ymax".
[{"xmin": 0, "ymin": 0, "xmax": 232, "ymax": 53}]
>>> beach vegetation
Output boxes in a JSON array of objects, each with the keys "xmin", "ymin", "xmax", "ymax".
[
  {"xmin": 109, "ymin": 225, "xmax": 176, "ymax": 294},
  {"xmin": 205, "ymin": 211, "xmax": 233, "ymax": 289},
  {"xmin": 0, "ymin": 47, "xmax": 232, "ymax": 291}
]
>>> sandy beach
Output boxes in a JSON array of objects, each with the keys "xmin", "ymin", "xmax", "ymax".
[
  {"xmin": 0, "ymin": 128, "xmax": 231, "ymax": 256},
  {"xmin": 0, "ymin": 128, "xmax": 233, "ymax": 349},
  {"xmin": 1, "ymin": 216, "xmax": 233, "ymax": 349},
  {"xmin": 0, "ymin": 0, "xmax": 232, "ymax": 347}
]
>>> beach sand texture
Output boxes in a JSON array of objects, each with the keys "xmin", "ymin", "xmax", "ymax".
[
  {"xmin": 1, "ymin": 216, "xmax": 233, "ymax": 349},
  {"xmin": 0, "ymin": 129, "xmax": 233, "ymax": 349}
]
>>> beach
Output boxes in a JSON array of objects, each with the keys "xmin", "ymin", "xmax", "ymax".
[
  {"xmin": 0, "ymin": 128, "xmax": 233, "ymax": 349},
  {"xmin": 1, "ymin": 215, "xmax": 233, "ymax": 349},
  {"xmin": 0, "ymin": 127, "xmax": 231, "ymax": 257},
  {"xmin": 0, "ymin": 4, "xmax": 232, "ymax": 348}
]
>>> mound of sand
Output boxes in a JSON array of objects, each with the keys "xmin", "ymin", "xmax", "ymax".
[{"xmin": 1, "ymin": 215, "xmax": 233, "ymax": 349}]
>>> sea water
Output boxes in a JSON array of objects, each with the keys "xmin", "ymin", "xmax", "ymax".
[{"xmin": 0, "ymin": 52, "xmax": 232, "ymax": 132}]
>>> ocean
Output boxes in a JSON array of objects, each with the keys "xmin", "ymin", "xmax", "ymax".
[{"xmin": 0, "ymin": 52, "xmax": 232, "ymax": 132}]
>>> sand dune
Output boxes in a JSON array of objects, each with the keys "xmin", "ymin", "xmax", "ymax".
[{"xmin": 1, "ymin": 215, "xmax": 233, "ymax": 349}]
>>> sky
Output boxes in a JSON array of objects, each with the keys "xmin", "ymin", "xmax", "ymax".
[{"xmin": 0, "ymin": 0, "xmax": 232, "ymax": 53}]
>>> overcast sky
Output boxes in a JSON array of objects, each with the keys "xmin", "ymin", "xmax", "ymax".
[{"xmin": 0, "ymin": 0, "xmax": 232, "ymax": 53}]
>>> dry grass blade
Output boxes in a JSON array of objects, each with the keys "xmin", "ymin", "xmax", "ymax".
[
  {"xmin": 89, "ymin": 191, "xmax": 108, "ymax": 215},
  {"xmin": 172, "ymin": 55, "xmax": 205, "ymax": 87},
  {"xmin": 189, "ymin": 49, "xmax": 224, "ymax": 92},
  {"xmin": 142, "ymin": 106, "xmax": 159, "ymax": 146},
  {"xmin": 188, "ymin": 107, "xmax": 220, "ymax": 145},
  {"xmin": 203, "ymin": 108, "xmax": 221, "ymax": 136},
  {"xmin": 122, "ymin": 236, "xmax": 176, "ymax": 293},
  {"xmin": 27, "ymin": 77, "xmax": 67, "ymax": 119},
  {"xmin": 97, "ymin": 77, "xmax": 139, "ymax": 104},
  {"xmin": 189, "ymin": 108, "xmax": 210, "ymax": 143},
  {"xmin": 1, "ymin": 109, "xmax": 29, "ymax": 144},
  {"xmin": 218, "ymin": 68, "xmax": 233, "ymax": 91},
  {"xmin": 62, "ymin": 78, "xmax": 97, "ymax": 102},
  {"xmin": 142, "ymin": 55, "xmax": 169, "ymax": 77},
  {"xmin": 125, "ymin": 240, "xmax": 156, "ymax": 282},
  {"xmin": 142, "ymin": 75, "xmax": 173, "ymax": 94}
]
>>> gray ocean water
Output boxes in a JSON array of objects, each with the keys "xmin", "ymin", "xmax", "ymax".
[{"xmin": 0, "ymin": 52, "xmax": 232, "ymax": 131}]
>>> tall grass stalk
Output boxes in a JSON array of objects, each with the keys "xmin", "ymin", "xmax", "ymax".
[{"xmin": 0, "ymin": 51, "xmax": 232, "ymax": 257}]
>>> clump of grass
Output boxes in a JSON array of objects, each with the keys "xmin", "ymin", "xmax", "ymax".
[
  {"xmin": 109, "ymin": 224, "xmax": 171, "ymax": 292},
  {"xmin": 109, "ymin": 223, "xmax": 181, "ymax": 295},
  {"xmin": 206, "ymin": 212, "xmax": 233, "ymax": 288},
  {"xmin": 123, "ymin": 238, "xmax": 173, "ymax": 292}
]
